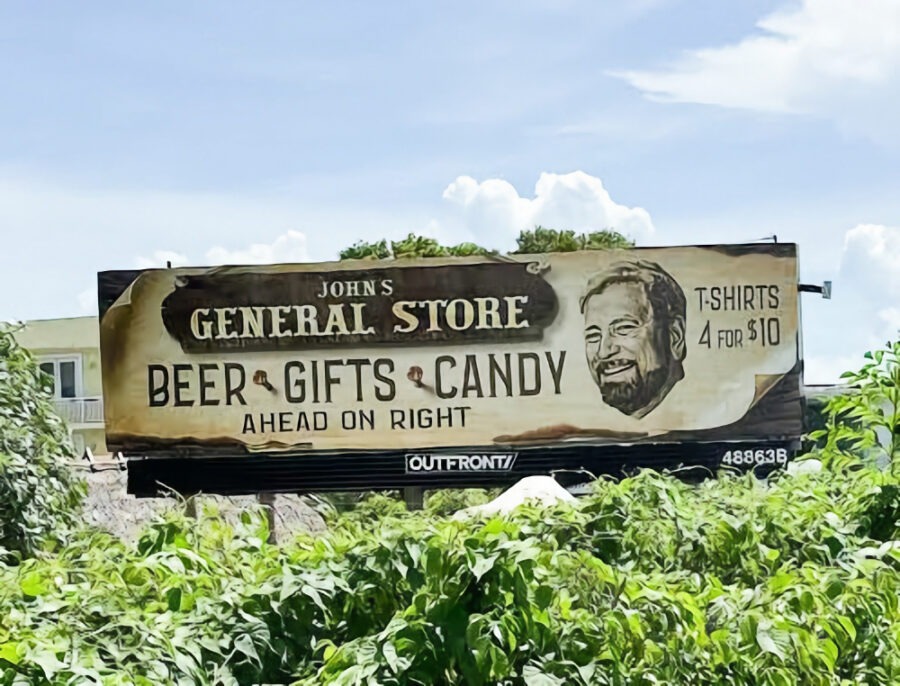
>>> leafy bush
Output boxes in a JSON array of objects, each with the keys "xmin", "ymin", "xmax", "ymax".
[
  {"xmin": 511, "ymin": 225, "xmax": 634, "ymax": 254},
  {"xmin": 327, "ymin": 490, "xmax": 408, "ymax": 526},
  {"xmin": 1, "ymin": 338, "xmax": 898, "ymax": 684},
  {"xmin": 337, "ymin": 225, "xmax": 634, "ymax": 261},
  {"xmin": 0, "ymin": 325, "xmax": 85, "ymax": 562},
  {"xmin": 338, "ymin": 234, "xmax": 498, "ymax": 261},
  {"xmin": 424, "ymin": 488, "xmax": 501, "ymax": 517},
  {"xmin": 0, "ymin": 456, "xmax": 897, "ymax": 685},
  {"xmin": 811, "ymin": 340, "xmax": 900, "ymax": 472}
]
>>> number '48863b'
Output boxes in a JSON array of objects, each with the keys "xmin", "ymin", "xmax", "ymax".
[{"xmin": 722, "ymin": 448, "xmax": 788, "ymax": 466}]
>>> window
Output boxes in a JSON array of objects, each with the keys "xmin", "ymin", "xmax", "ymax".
[{"xmin": 38, "ymin": 355, "xmax": 82, "ymax": 399}]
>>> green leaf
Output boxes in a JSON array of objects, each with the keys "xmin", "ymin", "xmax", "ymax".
[
  {"xmin": 837, "ymin": 616, "xmax": 857, "ymax": 643},
  {"xmin": 167, "ymin": 587, "xmax": 182, "ymax": 612},
  {"xmin": 425, "ymin": 547, "xmax": 444, "ymax": 577},
  {"xmin": 19, "ymin": 571, "xmax": 48, "ymax": 597},
  {"xmin": 522, "ymin": 664, "xmax": 565, "ymax": 685},
  {"xmin": 756, "ymin": 624, "xmax": 785, "ymax": 660},
  {"xmin": 577, "ymin": 662, "xmax": 596, "ymax": 683},
  {"xmin": 535, "ymin": 585, "xmax": 553, "ymax": 610},
  {"xmin": 30, "ymin": 649, "xmax": 67, "ymax": 678},
  {"xmin": 482, "ymin": 518, "xmax": 505, "ymax": 535},
  {"xmin": 233, "ymin": 635, "xmax": 260, "ymax": 665},
  {"xmin": 322, "ymin": 643, "xmax": 338, "ymax": 662},
  {"xmin": 820, "ymin": 638, "xmax": 838, "ymax": 671},
  {"xmin": 0, "ymin": 642, "xmax": 20, "ymax": 665},
  {"xmin": 383, "ymin": 642, "xmax": 400, "ymax": 673},
  {"xmin": 769, "ymin": 571, "xmax": 794, "ymax": 594},
  {"xmin": 470, "ymin": 553, "xmax": 499, "ymax": 581},
  {"xmin": 799, "ymin": 590, "xmax": 815, "ymax": 613}
]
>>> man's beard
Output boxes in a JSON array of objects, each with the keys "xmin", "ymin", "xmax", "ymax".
[{"xmin": 597, "ymin": 365, "xmax": 671, "ymax": 417}]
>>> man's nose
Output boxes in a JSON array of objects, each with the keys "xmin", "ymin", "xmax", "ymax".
[{"xmin": 599, "ymin": 333, "xmax": 620, "ymax": 358}]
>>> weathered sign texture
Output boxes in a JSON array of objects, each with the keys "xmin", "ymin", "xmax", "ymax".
[{"xmin": 98, "ymin": 244, "xmax": 803, "ymax": 456}]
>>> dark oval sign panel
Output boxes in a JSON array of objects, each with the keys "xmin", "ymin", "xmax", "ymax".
[{"xmin": 160, "ymin": 261, "xmax": 559, "ymax": 353}]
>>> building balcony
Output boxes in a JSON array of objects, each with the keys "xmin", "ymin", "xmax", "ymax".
[{"xmin": 53, "ymin": 396, "xmax": 104, "ymax": 426}]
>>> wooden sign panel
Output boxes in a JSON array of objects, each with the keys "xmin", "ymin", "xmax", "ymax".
[{"xmin": 98, "ymin": 243, "xmax": 803, "ymax": 460}]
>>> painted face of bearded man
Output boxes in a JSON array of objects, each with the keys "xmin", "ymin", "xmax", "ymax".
[{"xmin": 581, "ymin": 260, "xmax": 687, "ymax": 418}]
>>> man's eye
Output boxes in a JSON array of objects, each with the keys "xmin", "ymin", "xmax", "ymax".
[
  {"xmin": 585, "ymin": 332, "xmax": 602, "ymax": 343},
  {"xmin": 613, "ymin": 323, "xmax": 638, "ymax": 335}
]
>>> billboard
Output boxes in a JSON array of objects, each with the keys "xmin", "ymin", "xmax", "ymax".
[{"xmin": 98, "ymin": 243, "xmax": 804, "ymax": 494}]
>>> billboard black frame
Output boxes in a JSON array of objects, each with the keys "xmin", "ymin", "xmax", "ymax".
[
  {"xmin": 100, "ymin": 241, "xmax": 809, "ymax": 498},
  {"xmin": 126, "ymin": 438, "xmax": 801, "ymax": 497}
]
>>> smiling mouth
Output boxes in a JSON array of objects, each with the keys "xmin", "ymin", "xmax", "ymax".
[{"xmin": 600, "ymin": 360, "xmax": 636, "ymax": 377}]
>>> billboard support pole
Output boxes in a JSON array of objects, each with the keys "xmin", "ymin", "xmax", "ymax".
[
  {"xmin": 257, "ymin": 492, "xmax": 277, "ymax": 544},
  {"xmin": 184, "ymin": 494, "xmax": 197, "ymax": 519},
  {"xmin": 403, "ymin": 486, "xmax": 424, "ymax": 511}
]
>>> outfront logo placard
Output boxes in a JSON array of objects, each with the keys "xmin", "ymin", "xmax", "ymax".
[{"xmin": 404, "ymin": 453, "xmax": 518, "ymax": 473}]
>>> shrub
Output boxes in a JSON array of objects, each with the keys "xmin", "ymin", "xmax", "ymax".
[
  {"xmin": 0, "ymin": 462, "xmax": 897, "ymax": 685},
  {"xmin": 0, "ymin": 325, "xmax": 85, "ymax": 562},
  {"xmin": 811, "ymin": 339, "xmax": 900, "ymax": 472},
  {"xmin": 424, "ymin": 488, "xmax": 501, "ymax": 517},
  {"xmin": 336, "ymin": 225, "xmax": 633, "ymax": 262}
]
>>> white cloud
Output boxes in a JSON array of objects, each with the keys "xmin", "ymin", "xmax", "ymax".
[
  {"xmin": 798, "ymin": 222, "xmax": 900, "ymax": 384},
  {"xmin": 878, "ymin": 306, "xmax": 900, "ymax": 337},
  {"xmin": 840, "ymin": 223, "xmax": 900, "ymax": 296},
  {"xmin": 77, "ymin": 287, "xmax": 96, "ymax": 314},
  {"xmin": 804, "ymin": 353, "xmax": 866, "ymax": 384},
  {"xmin": 612, "ymin": 0, "xmax": 900, "ymax": 141},
  {"xmin": 442, "ymin": 171, "xmax": 654, "ymax": 243},
  {"xmin": 135, "ymin": 250, "xmax": 190, "ymax": 269},
  {"xmin": 205, "ymin": 230, "xmax": 309, "ymax": 265},
  {"xmin": 0, "ymin": 171, "xmax": 435, "ymax": 322},
  {"xmin": 134, "ymin": 230, "xmax": 310, "ymax": 281},
  {"xmin": 818, "ymin": 222, "xmax": 900, "ymax": 365}
]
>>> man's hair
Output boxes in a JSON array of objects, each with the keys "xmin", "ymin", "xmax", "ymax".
[{"xmin": 579, "ymin": 258, "xmax": 686, "ymax": 327}]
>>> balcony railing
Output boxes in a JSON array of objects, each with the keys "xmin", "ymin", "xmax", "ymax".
[{"xmin": 53, "ymin": 397, "xmax": 104, "ymax": 425}]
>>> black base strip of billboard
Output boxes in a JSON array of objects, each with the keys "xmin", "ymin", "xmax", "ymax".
[{"xmin": 126, "ymin": 440, "xmax": 800, "ymax": 497}]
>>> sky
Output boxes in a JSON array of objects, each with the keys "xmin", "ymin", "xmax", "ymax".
[{"xmin": 2, "ymin": 0, "xmax": 899, "ymax": 383}]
